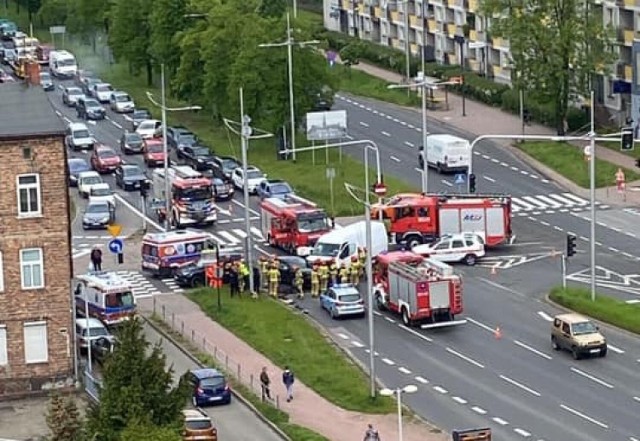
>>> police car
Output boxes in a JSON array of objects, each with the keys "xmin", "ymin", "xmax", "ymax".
[
  {"xmin": 320, "ymin": 284, "xmax": 366, "ymax": 319},
  {"xmin": 412, "ymin": 233, "xmax": 485, "ymax": 266}
]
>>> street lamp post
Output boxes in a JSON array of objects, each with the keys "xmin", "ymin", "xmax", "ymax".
[
  {"xmin": 145, "ymin": 64, "xmax": 202, "ymax": 230},
  {"xmin": 382, "ymin": 0, "xmax": 412, "ymax": 88},
  {"xmin": 379, "ymin": 384, "xmax": 418, "ymax": 441},
  {"xmin": 259, "ymin": 13, "xmax": 320, "ymax": 162}
]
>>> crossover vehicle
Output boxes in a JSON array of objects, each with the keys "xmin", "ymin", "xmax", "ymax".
[
  {"xmin": 231, "ymin": 165, "xmax": 266, "ymax": 194},
  {"xmin": 77, "ymin": 97, "xmax": 106, "ymax": 120},
  {"xmin": 181, "ymin": 409, "xmax": 217, "ymax": 441},
  {"xmin": 65, "ymin": 122, "xmax": 94, "ymax": 151},
  {"xmin": 412, "ymin": 233, "xmax": 486, "ymax": 266},
  {"xmin": 188, "ymin": 368, "xmax": 231, "ymax": 406},
  {"xmin": 82, "ymin": 200, "xmax": 116, "ymax": 230},
  {"xmin": 257, "ymin": 179, "xmax": 294, "ymax": 200},
  {"xmin": 551, "ymin": 313, "xmax": 607, "ymax": 359},
  {"xmin": 109, "ymin": 91, "xmax": 135, "ymax": 113}
]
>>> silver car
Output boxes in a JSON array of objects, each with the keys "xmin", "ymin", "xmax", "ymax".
[{"xmin": 82, "ymin": 200, "xmax": 115, "ymax": 230}]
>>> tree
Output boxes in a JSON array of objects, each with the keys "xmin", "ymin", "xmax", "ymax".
[
  {"xmin": 36, "ymin": 0, "xmax": 68, "ymax": 28},
  {"xmin": 149, "ymin": 0, "xmax": 187, "ymax": 78},
  {"xmin": 257, "ymin": 0, "xmax": 286, "ymax": 18},
  {"xmin": 46, "ymin": 393, "xmax": 85, "ymax": 441},
  {"xmin": 120, "ymin": 420, "xmax": 181, "ymax": 441},
  {"xmin": 480, "ymin": 0, "xmax": 615, "ymax": 134},
  {"xmin": 85, "ymin": 318, "xmax": 188, "ymax": 441}
]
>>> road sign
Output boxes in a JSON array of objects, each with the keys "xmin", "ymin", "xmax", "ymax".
[
  {"xmin": 149, "ymin": 198, "xmax": 165, "ymax": 210},
  {"xmin": 373, "ymin": 182, "xmax": 387, "ymax": 197},
  {"xmin": 107, "ymin": 224, "xmax": 122, "ymax": 237},
  {"xmin": 49, "ymin": 25, "xmax": 66, "ymax": 34},
  {"xmin": 468, "ymin": 42, "xmax": 487, "ymax": 49},
  {"xmin": 454, "ymin": 173, "xmax": 466, "ymax": 185},
  {"xmin": 108, "ymin": 238, "xmax": 124, "ymax": 254}
]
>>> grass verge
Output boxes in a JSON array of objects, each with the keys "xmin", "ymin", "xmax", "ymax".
[
  {"xmin": 333, "ymin": 66, "xmax": 420, "ymax": 107},
  {"xmin": 516, "ymin": 141, "xmax": 640, "ymax": 188},
  {"xmin": 148, "ymin": 315, "xmax": 329, "ymax": 441},
  {"xmin": 186, "ymin": 287, "xmax": 395, "ymax": 414},
  {"xmin": 549, "ymin": 286, "xmax": 640, "ymax": 334}
]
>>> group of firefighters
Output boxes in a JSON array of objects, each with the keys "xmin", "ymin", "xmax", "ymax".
[{"xmin": 257, "ymin": 247, "xmax": 368, "ymax": 299}]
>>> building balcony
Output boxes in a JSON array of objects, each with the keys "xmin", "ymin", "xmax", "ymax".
[
  {"xmin": 341, "ymin": 0, "xmax": 349, "ymax": 10},
  {"xmin": 468, "ymin": 0, "xmax": 478, "ymax": 13},
  {"xmin": 447, "ymin": 23, "xmax": 457, "ymax": 37},
  {"xmin": 391, "ymin": 10, "xmax": 400, "ymax": 22},
  {"xmin": 428, "ymin": 19, "xmax": 437, "ymax": 30},
  {"xmin": 625, "ymin": 65, "xmax": 632, "ymax": 82},
  {"xmin": 624, "ymin": 29, "xmax": 636, "ymax": 46},
  {"xmin": 468, "ymin": 59, "xmax": 481, "ymax": 72},
  {"xmin": 411, "ymin": 43, "xmax": 419, "ymax": 54},
  {"xmin": 410, "ymin": 15, "xmax": 420, "ymax": 27},
  {"xmin": 492, "ymin": 65, "xmax": 503, "ymax": 77},
  {"xmin": 374, "ymin": 6, "xmax": 381, "ymax": 17},
  {"xmin": 391, "ymin": 38, "xmax": 402, "ymax": 48},
  {"xmin": 492, "ymin": 37, "xmax": 509, "ymax": 49},
  {"xmin": 469, "ymin": 29, "xmax": 478, "ymax": 41}
]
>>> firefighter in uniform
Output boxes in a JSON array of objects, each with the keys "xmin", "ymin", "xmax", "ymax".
[
  {"xmin": 358, "ymin": 247, "xmax": 367, "ymax": 280},
  {"xmin": 259, "ymin": 257, "xmax": 269, "ymax": 292},
  {"xmin": 239, "ymin": 259, "xmax": 250, "ymax": 293},
  {"xmin": 294, "ymin": 267, "xmax": 304, "ymax": 299},
  {"xmin": 268, "ymin": 263, "xmax": 281, "ymax": 298},
  {"xmin": 319, "ymin": 262, "xmax": 329, "ymax": 293},
  {"xmin": 329, "ymin": 259, "xmax": 338, "ymax": 287},
  {"xmin": 339, "ymin": 263, "xmax": 349, "ymax": 285},
  {"xmin": 350, "ymin": 257, "xmax": 360, "ymax": 285},
  {"xmin": 311, "ymin": 265, "xmax": 320, "ymax": 298}
]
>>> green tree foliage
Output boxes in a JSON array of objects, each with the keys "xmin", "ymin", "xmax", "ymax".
[
  {"xmin": 480, "ymin": 0, "xmax": 615, "ymax": 134},
  {"xmin": 257, "ymin": 0, "xmax": 287, "ymax": 18},
  {"xmin": 149, "ymin": 0, "xmax": 187, "ymax": 77},
  {"xmin": 36, "ymin": 0, "xmax": 68, "ymax": 28},
  {"xmin": 64, "ymin": 0, "xmax": 107, "ymax": 40},
  {"xmin": 120, "ymin": 420, "xmax": 182, "ymax": 441},
  {"xmin": 85, "ymin": 318, "xmax": 188, "ymax": 441},
  {"xmin": 46, "ymin": 393, "xmax": 85, "ymax": 441}
]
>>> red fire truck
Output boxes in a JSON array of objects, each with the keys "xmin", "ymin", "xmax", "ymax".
[
  {"xmin": 260, "ymin": 195, "xmax": 332, "ymax": 255},
  {"xmin": 373, "ymin": 251, "xmax": 465, "ymax": 328},
  {"xmin": 371, "ymin": 193, "xmax": 512, "ymax": 248}
]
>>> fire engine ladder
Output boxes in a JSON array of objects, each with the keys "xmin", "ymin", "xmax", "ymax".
[
  {"xmin": 430, "ymin": 193, "xmax": 512, "ymax": 204},
  {"xmin": 389, "ymin": 259, "xmax": 453, "ymax": 281}
]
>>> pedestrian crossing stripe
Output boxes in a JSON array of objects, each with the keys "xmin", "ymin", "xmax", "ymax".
[
  {"xmin": 511, "ymin": 193, "xmax": 602, "ymax": 213},
  {"xmin": 113, "ymin": 270, "xmax": 162, "ymax": 299},
  {"xmin": 209, "ymin": 228, "xmax": 265, "ymax": 246}
]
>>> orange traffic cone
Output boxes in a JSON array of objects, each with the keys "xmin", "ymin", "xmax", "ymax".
[{"xmin": 494, "ymin": 326, "xmax": 502, "ymax": 340}]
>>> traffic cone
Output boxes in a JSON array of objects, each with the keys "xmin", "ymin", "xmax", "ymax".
[
  {"xmin": 494, "ymin": 326, "xmax": 502, "ymax": 340},
  {"xmin": 490, "ymin": 265, "xmax": 497, "ymax": 276}
]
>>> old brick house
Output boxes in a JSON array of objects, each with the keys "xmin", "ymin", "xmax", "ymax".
[{"xmin": 0, "ymin": 82, "xmax": 74, "ymax": 398}]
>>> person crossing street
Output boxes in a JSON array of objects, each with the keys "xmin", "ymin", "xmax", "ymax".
[
  {"xmin": 311, "ymin": 265, "xmax": 320, "ymax": 298},
  {"xmin": 294, "ymin": 267, "xmax": 304, "ymax": 299}
]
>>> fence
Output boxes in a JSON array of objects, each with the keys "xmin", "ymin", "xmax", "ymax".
[
  {"xmin": 83, "ymin": 369, "xmax": 102, "ymax": 402},
  {"xmin": 151, "ymin": 297, "xmax": 284, "ymax": 410}
]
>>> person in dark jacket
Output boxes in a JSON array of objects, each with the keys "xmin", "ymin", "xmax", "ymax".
[
  {"xmin": 282, "ymin": 366, "xmax": 295, "ymax": 402},
  {"xmin": 229, "ymin": 266, "xmax": 239, "ymax": 297},
  {"xmin": 363, "ymin": 424, "xmax": 381, "ymax": 441},
  {"xmin": 260, "ymin": 366, "xmax": 271, "ymax": 401},
  {"xmin": 90, "ymin": 246, "xmax": 102, "ymax": 272}
]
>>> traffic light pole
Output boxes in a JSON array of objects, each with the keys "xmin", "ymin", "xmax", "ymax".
[{"xmin": 561, "ymin": 254, "xmax": 567, "ymax": 289}]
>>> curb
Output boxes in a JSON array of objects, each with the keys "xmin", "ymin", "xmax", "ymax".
[{"xmin": 140, "ymin": 314, "xmax": 290, "ymax": 441}]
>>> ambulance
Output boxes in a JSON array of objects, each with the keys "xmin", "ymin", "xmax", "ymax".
[
  {"xmin": 141, "ymin": 229, "xmax": 215, "ymax": 277},
  {"xmin": 75, "ymin": 272, "xmax": 136, "ymax": 326}
]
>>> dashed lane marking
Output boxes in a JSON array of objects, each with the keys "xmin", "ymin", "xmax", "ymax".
[
  {"xmin": 514, "ymin": 428, "xmax": 531, "ymax": 437},
  {"xmin": 607, "ymin": 344, "xmax": 625, "ymax": 354},
  {"xmin": 404, "ymin": 141, "xmax": 414, "ymax": 147},
  {"xmin": 452, "ymin": 396, "xmax": 468, "ymax": 404},
  {"xmin": 359, "ymin": 121, "xmax": 369, "ymax": 128},
  {"xmin": 390, "ymin": 155, "xmax": 401, "ymax": 162},
  {"xmin": 337, "ymin": 333, "xmax": 349, "ymax": 340},
  {"xmin": 382, "ymin": 358, "xmax": 396, "ymax": 366},
  {"xmin": 499, "ymin": 374, "xmax": 542, "ymax": 397},
  {"xmin": 398, "ymin": 324, "xmax": 433, "ymax": 342},
  {"xmin": 483, "ymin": 175, "xmax": 495, "ymax": 182},
  {"xmin": 433, "ymin": 386, "xmax": 448, "ymax": 394},
  {"xmin": 560, "ymin": 404, "xmax": 609, "ymax": 429},
  {"xmin": 445, "ymin": 347, "xmax": 485, "ymax": 369},
  {"xmin": 398, "ymin": 367, "xmax": 412, "ymax": 374},
  {"xmin": 513, "ymin": 340, "xmax": 553, "ymax": 360},
  {"xmin": 381, "ymin": 131, "xmax": 391, "ymax": 137},
  {"xmin": 471, "ymin": 406, "xmax": 487, "ymax": 415},
  {"xmin": 351, "ymin": 341, "xmax": 365, "ymax": 348},
  {"xmin": 570, "ymin": 367, "xmax": 614, "ymax": 389},
  {"xmin": 537, "ymin": 311, "xmax": 553, "ymax": 322},
  {"xmin": 492, "ymin": 417, "xmax": 509, "ymax": 426},
  {"xmin": 415, "ymin": 376, "xmax": 429, "ymax": 384}
]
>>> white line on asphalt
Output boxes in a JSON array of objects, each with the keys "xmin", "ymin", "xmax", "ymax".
[
  {"xmin": 514, "ymin": 428, "xmax": 531, "ymax": 437},
  {"xmin": 352, "ymin": 341, "xmax": 365, "ymax": 348},
  {"xmin": 441, "ymin": 180, "xmax": 453, "ymax": 187},
  {"xmin": 607, "ymin": 344, "xmax": 625, "ymax": 354},
  {"xmin": 630, "ymin": 437, "xmax": 639, "ymax": 441},
  {"xmin": 364, "ymin": 349, "xmax": 380, "ymax": 356},
  {"xmin": 542, "ymin": 179, "xmax": 550, "ymax": 183},
  {"xmin": 114, "ymin": 194, "xmax": 165, "ymax": 231},
  {"xmin": 390, "ymin": 155, "xmax": 401, "ymax": 162},
  {"xmin": 466, "ymin": 317, "xmax": 496, "ymax": 334},
  {"xmin": 398, "ymin": 324, "xmax": 433, "ymax": 342},
  {"xmin": 540, "ymin": 220, "xmax": 550, "ymax": 226},
  {"xmin": 414, "ymin": 167, "xmax": 422, "ymax": 173},
  {"xmin": 579, "ymin": 235, "xmax": 589, "ymax": 241},
  {"xmin": 471, "ymin": 406, "xmax": 487, "ymax": 415},
  {"xmin": 359, "ymin": 121, "xmax": 369, "ymax": 128},
  {"xmin": 560, "ymin": 404, "xmax": 609, "ymax": 429},
  {"xmin": 384, "ymin": 317, "xmax": 395, "ymax": 323},
  {"xmin": 415, "ymin": 376, "xmax": 429, "ymax": 384},
  {"xmin": 510, "ymin": 166, "xmax": 519, "ymax": 171},
  {"xmin": 483, "ymin": 175, "xmax": 495, "ymax": 182},
  {"xmin": 452, "ymin": 396, "xmax": 467, "ymax": 404},
  {"xmin": 481, "ymin": 154, "xmax": 490, "ymax": 159},
  {"xmin": 520, "ymin": 170, "xmax": 529, "ymax": 175},
  {"xmin": 73, "ymin": 249, "xmax": 93, "ymax": 259},
  {"xmin": 537, "ymin": 311, "xmax": 553, "ymax": 322},
  {"xmin": 382, "ymin": 358, "xmax": 396, "ymax": 366},
  {"xmin": 499, "ymin": 374, "xmax": 541, "ymax": 397},
  {"xmin": 513, "ymin": 340, "xmax": 553, "ymax": 360},
  {"xmin": 231, "ymin": 199, "xmax": 260, "ymax": 216},
  {"xmin": 398, "ymin": 367, "xmax": 412, "ymax": 374},
  {"xmin": 433, "ymin": 386, "xmax": 448, "ymax": 394},
  {"xmin": 500, "ymin": 162, "xmax": 509, "ymax": 167},
  {"xmin": 365, "ymin": 107, "xmax": 371, "ymax": 111},
  {"xmin": 404, "ymin": 141, "xmax": 414, "ymax": 147},
  {"xmin": 570, "ymin": 367, "xmax": 614, "ymax": 389},
  {"xmin": 473, "ymin": 151, "xmax": 480, "ymax": 156},
  {"xmin": 626, "ymin": 232, "xmax": 637, "ymax": 238},
  {"xmin": 337, "ymin": 333, "xmax": 349, "ymax": 340},
  {"xmin": 492, "ymin": 417, "xmax": 509, "ymax": 426},
  {"xmin": 373, "ymin": 311, "xmax": 383, "ymax": 316},
  {"xmin": 381, "ymin": 131, "xmax": 391, "ymax": 137},
  {"xmin": 400, "ymin": 121, "xmax": 407, "ymax": 126},
  {"xmin": 553, "ymin": 226, "xmax": 563, "ymax": 231},
  {"xmin": 633, "ymin": 396, "xmax": 640, "ymax": 402},
  {"xmin": 608, "ymin": 247, "xmax": 620, "ymax": 253},
  {"xmin": 392, "ymin": 118, "xmax": 400, "ymax": 123},
  {"xmin": 491, "ymin": 158, "xmax": 499, "ymax": 163},
  {"xmin": 622, "ymin": 252, "xmax": 635, "ymax": 259},
  {"xmin": 345, "ymin": 135, "xmax": 354, "ymax": 140},
  {"xmin": 445, "ymin": 347, "xmax": 485, "ymax": 368},
  {"xmin": 111, "ymin": 120, "xmax": 122, "ymax": 129}
]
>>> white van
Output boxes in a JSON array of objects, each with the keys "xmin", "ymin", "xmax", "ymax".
[
  {"xmin": 75, "ymin": 318, "xmax": 112, "ymax": 352},
  {"xmin": 419, "ymin": 134, "xmax": 471, "ymax": 173},
  {"xmin": 306, "ymin": 221, "xmax": 388, "ymax": 267},
  {"xmin": 50, "ymin": 50, "xmax": 77, "ymax": 78}
]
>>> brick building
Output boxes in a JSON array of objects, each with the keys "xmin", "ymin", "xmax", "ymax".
[{"xmin": 0, "ymin": 82, "xmax": 74, "ymax": 399}]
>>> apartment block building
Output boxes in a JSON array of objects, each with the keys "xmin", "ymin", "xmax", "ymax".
[
  {"xmin": 0, "ymin": 82, "xmax": 74, "ymax": 399},
  {"xmin": 324, "ymin": 0, "xmax": 640, "ymax": 117}
]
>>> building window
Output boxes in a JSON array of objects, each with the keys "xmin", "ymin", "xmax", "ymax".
[
  {"xmin": 0, "ymin": 325, "xmax": 7, "ymax": 366},
  {"xmin": 0, "ymin": 251, "xmax": 4, "ymax": 292},
  {"xmin": 17, "ymin": 174, "xmax": 42, "ymax": 217},
  {"xmin": 24, "ymin": 321, "xmax": 48, "ymax": 364},
  {"xmin": 20, "ymin": 248, "xmax": 44, "ymax": 289}
]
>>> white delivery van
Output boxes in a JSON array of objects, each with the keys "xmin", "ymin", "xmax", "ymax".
[
  {"xmin": 420, "ymin": 134, "xmax": 471, "ymax": 173},
  {"xmin": 306, "ymin": 220, "xmax": 388, "ymax": 267},
  {"xmin": 50, "ymin": 50, "xmax": 77, "ymax": 78}
]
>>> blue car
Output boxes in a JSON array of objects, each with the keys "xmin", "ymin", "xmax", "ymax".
[
  {"xmin": 67, "ymin": 158, "xmax": 91, "ymax": 187},
  {"xmin": 320, "ymin": 284, "xmax": 366, "ymax": 319},
  {"xmin": 188, "ymin": 368, "xmax": 231, "ymax": 406},
  {"xmin": 257, "ymin": 179, "xmax": 293, "ymax": 200}
]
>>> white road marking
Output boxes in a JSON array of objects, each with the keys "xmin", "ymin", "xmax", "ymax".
[
  {"xmin": 415, "ymin": 376, "xmax": 429, "ymax": 384},
  {"xmin": 513, "ymin": 340, "xmax": 553, "ymax": 360},
  {"xmin": 492, "ymin": 417, "xmax": 509, "ymax": 426},
  {"xmin": 608, "ymin": 247, "xmax": 620, "ymax": 253},
  {"xmin": 510, "ymin": 166, "xmax": 518, "ymax": 171},
  {"xmin": 364, "ymin": 350, "xmax": 380, "ymax": 356},
  {"xmin": 607, "ymin": 344, "xmax": 625, "ymax": 354},
  {"xmin": 384, "ymin": 317, "xmax": 395, "ymax": 323},
  {"xmin": 560, "ymin": 404, "xmax": 609, "ymax": 429},
  {"xmin": 218, "ymin": 231, "xmax": 241, "ymax": 244},
  {"xmin": 390, "ymin": 155, "xmax": 401, "ymax": 162},
  {"xmin": 452, "ymin": 396, "xmax": 467, "ymax": 404},
  {"xmin": 540, "ymin": 221, "xmax": 550, "ymax": 226},
  {"xmin": 352, "ymin": 341, "xmax": 365, "ymax": 348},
  {"xmin": 514, "ymin": 428, "xmax": 531, "ymax": 437},
  {"xmin": 626, "ymin": 232, "xmax": 637, "ymax": 238},
  {"xmin": 483, "ymin": 175, "xmax": 495, "ymax": 182},
  {"xmin": 114, "ymin": 194, "xmax": 165, "ymax": 231},
  {"xmin": 337, "ymin": 333, "xmax": 349, "ymax": 340},
  {"xmin": 445, "ymin": 347, "xmax": 485, "ymax": 368},
  {"xmin": 404, "ymin": 141, "xmax": 414, "ymax": 147},
  {"xmin": 491, "ymin": 158, "xmax": 499, "ymax": 163},
  {"xmin": 500, "ymin": 162, "xmax": 509, "ymax": 167},
  {"xmin": 633, "ymin": 396, "xmax": 640, "ymax": 402},
  {"xmin": 520, "ymin": 170, "xmax": 529, "ymax": 175},
  {"xmin": 382, "ymin": 358, "xmax": 396, "ymax": 366},
  {"xmin": 441, "ymin": 180, "xmax": 453, "ymax": 187},
  {"xmin": 111, "ymin": 120, "xmax": 122, "ymax": 129},
  {"xmin": 481, "ymin": 154, "xmax": 490, "ymax": 159},
  {"xmin": 570, "ymin": 367, "xmax": 614, "ymax": 389},
  {"xmin": 414, "ymin": 167, "xmax": 422, "ymax": 173},
  {"xmin": 553, "ymin": 226, "xmax": 563, "ymax": 231},
  {"xmin": 398, "ymin": 367, "xmax": 412, "ymax": 374},
  {"xmin": 471, "ymin": 406, "xmax": 487, "ymax": 415},
  {"xmin": 499, "ymin": 374, "xmax": 541, "ymax": 397},
  {"xmin": 381, "ymin": 131, "xmax": 391, "ymax": 137},
  {"xmin": 433, "ymin": 386, "xmax": 448, "ymax": 394},
  {"xmin": 537, "ymin": 311, "xmax": 553, "ymax": 322},
  {"xmin": 398, "ymin": 324, "xmax": 433, "ymax": 342},
  {"xmin": 466, "ymin": 317, "xmax": 496, "ymax": 333}
]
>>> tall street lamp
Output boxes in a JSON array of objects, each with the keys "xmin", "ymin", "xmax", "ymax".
[
  {"xmin": 382, "ymin": 0, "xmax": 411, "ymax": 88},
  {"xmin": 146, "ymin": 63, "xmax": 201, "ymax": 229},
  {"xmin": 259, "ymin": 13, "xmax": 320, "ymax": 162},
  {"xmin": 379, "ymin": 384, "xmax": 418, "ymax": 441}
]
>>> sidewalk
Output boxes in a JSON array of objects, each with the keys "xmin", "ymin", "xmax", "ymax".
[{"xmin": 138, "ymin": 295, "xmax": 448, "ymax": 441}]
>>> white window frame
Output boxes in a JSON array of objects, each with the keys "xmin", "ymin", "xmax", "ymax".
[
  {"xmin": 16, "ymin": 173, "xmax": 42, "ymax": 217},
  {"xmin": 23, "ymin": 321, "xmax": 48, "ymax": 364},
  {"xmin": 0, "ymin": 251, "xmax": 4, "ymax": 292},
  {"xmin": 20, "ymin": 248, "xmax": 44, "ymax": 290},
  {"xmin": 0, "ymin": 325, "xmax": 7, "ymax": 366}
]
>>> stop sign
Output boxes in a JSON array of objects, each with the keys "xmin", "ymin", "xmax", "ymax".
[{"xmin": 373, "ymin": 182, "xmax": 387, "ymax": 197}]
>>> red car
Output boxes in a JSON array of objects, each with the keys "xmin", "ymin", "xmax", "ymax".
[
  {"xmin": 91, "ymin": 145, "xmax": 122, "ymax": 173},
  {"xmin": 143, "ymin": 138, "xmax": 168, "ymax": 167}
]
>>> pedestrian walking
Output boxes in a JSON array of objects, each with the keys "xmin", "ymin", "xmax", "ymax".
[
  {"xmin": 282, "ymin": 366, "xmax": 295, "ymax": 402},
  {"xmin": 260, "ymin": 367, "xmax": 271, "ymax": 401},
  {"xmin": 90, "ymin": 246, "xmax": 102, "ymax": 272},
  {"xmin": 229, "ymin": 266, "xmax": 239, "ymax": 297},
  {"xmin": 363, "ymin": 424, "xmax": 381, "ymax": 441}
]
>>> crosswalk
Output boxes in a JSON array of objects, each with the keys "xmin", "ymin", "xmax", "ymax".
[
  {"xmin": 208, "ymin": 226, "xmax": 266, "ymax": 247},
  {"xmin": 511, "ymin": 193, "xmax": 608, "ymax": 216},
  {"xmin": 112, "ymin": 270, "xmax": 164, "ymax": 299}
]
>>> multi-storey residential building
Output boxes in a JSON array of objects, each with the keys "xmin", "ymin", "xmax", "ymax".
[
  {"xmin": 0, "ymin": 82, "xmax": 75, "ymax": 399},
  {"xmin": 324, "ymin": 0, "xmax": 640, "ymax": 118}
]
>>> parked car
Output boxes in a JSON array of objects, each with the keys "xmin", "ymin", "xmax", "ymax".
[
  {"xmin": 109, "ymin": 91, "xmax": 135, "ymax": 113},
  {"xmin": 65, "ymin": 122, "xmax": 94, "ymax": 151},
  {"xmin": 231, "ymin": 165, "xmax": 266, "ymax": 194},
  {"xmin": 551, "ymin": 313, "xmax": 607, "ymax": 359},
  {"xmin": 143, "ymin": 138, "xmax": 167, "ymax": 167},
  {"xmin": 77, "ymin": 171, "xmax": 103, "ymax": 198},
  {"xmin": 173, "ymin": 248, "xmax": 243, "ymax": 288},
  {"xmin": 210, "ymin": 156, "xmax": 240, "ymax": 181},
  {"xmin": 136, "ymin": 119, "xmax": 162, "ymax": 139},
  {"xmin": 91, "ymin": 82, "xmax": 114, "ymax": 103},
  {"xmin": 75, "ymin": 318, "xmax": 112, "ymax": 354},
  {"xmin": 182, "ymin": 145, "xmax": 215, "ymax": 171},
  {"xmin": 188, "ymin": 368, "xmax": 231, "ymax": 406},
  {"xmin": 181, "ymin": 409, "xmax": 217, "ymax": 441},
  {"xmin": 90, "ymin": 145, "xmax": 122, "ymax": 173},
  {"xmin": 67, "ymin": 158, "xmax": 91, "ymax": 187},
  {"xmin": 62, "ymin": 86, "xmax": 84, "ymax": 107},
  {"xmin": 412, "ymin": 233, "xmax": 485, "ymax": 266},
  {"xmin": 212, "ymin": 177, "xmax": 235, "ymax": 201},
  {"xmin": 39, "ymin": 71, "xmax": 54, "ymax": 91},
  {"xmin": 250, "ymin": 255, "xmax": 312, "ymax": 292},
  {"xmin": 167, "ymin": 126, "xmax": 195, "ymax": 150},
  {"xmin": 76, "ymin": 97, "xmax": 106, "ymax": 120},
  {"xmin": 88, "ymin": 182, "xmax": 116, "ymax": 207},
  {"xmin": 320, "ymin": 284, "xmax": 366, "ymax": 319},
  {"xmin": 114, "ymin": 164, "xmax": 147, "ymax": 191},
  {"xmin": 82, "ymin": 200, "xmax": 116, "ymax": 230},
  {"xmin": 120, "ymin": 131, "xmax": 144, "ymax": 154},
  {"xmin": 129, "ymin": 108, "xmax": 152, "ymax": 129},
  {"xmin": 257, "ymin": 179, "xmax": 294, "ymax": 200},
  {"xmin": 91, "ymin": 336, "xmax": 116, "ymax": 365}
]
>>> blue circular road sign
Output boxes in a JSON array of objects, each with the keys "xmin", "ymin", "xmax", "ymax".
[{"xmin": 108, "ymin": 238, "xmax": 124, "ymax": 254}]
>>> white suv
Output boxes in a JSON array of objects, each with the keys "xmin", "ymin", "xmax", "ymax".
[
  {"xmin": 66, "ymin": 122, "xmax": 95, "ymax": 151},
  {"xmin": 78, "ymin": 171, "xmax": 104, "ymax": 198},
  {"xmin": 412, "ymin": 233, "xmax": 485, "ymax": 266},
  {"xmin": 231, "ymin": 165, "xmax": 267, "ymax": 194}
]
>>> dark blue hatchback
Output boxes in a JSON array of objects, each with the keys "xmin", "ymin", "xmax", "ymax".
[{"xmin": 189, "ymin": 368, "xmax": 231, "ymax": 406}]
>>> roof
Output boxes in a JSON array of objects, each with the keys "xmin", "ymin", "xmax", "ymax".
[
  {"xmin": 191, "ymin": 368, "xmax": 223, "ymax": 379},
  {"xmin": 555, "ymin": 313, "xmax": 590, "ymax": 323},
  {"xmin": 0, "ymin": 83, "xmax": 65, "ymax": 139},
  {"xmin": 182, "ymin": 409, "xmax": 210, "ymax": 420},
  {"xmin": 376, "ymin": 250, "xmax": 422, "ymax": 264}
]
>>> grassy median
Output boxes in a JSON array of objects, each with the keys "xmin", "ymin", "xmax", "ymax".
[
  {"xmin": 549, "ymin": 286, "xmax": 640, "ymax": 334},
  {"xmin": 187, "ymin": 287, "xmax": 395, "ymax": 414}
]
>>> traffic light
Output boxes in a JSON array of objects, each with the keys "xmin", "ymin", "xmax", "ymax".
[
  {"xmin": 140, "ymin": 179, "xmax": 151, "ymax": 198},
  {"xmin": 621, "ymin": 127, "xmax": 634, "ymax": 151},
  {"xmin": 469, "ymin": 173, "xmax": 476, "ymax": 193},
  {"xmin": 566, "ymin": 234, "xmax": 577, "ymax": 257}
]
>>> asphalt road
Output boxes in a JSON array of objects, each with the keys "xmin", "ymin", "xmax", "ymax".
[{"xmin": 142, "ymin": 322, "xmax": 284, "ymax": 441}]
